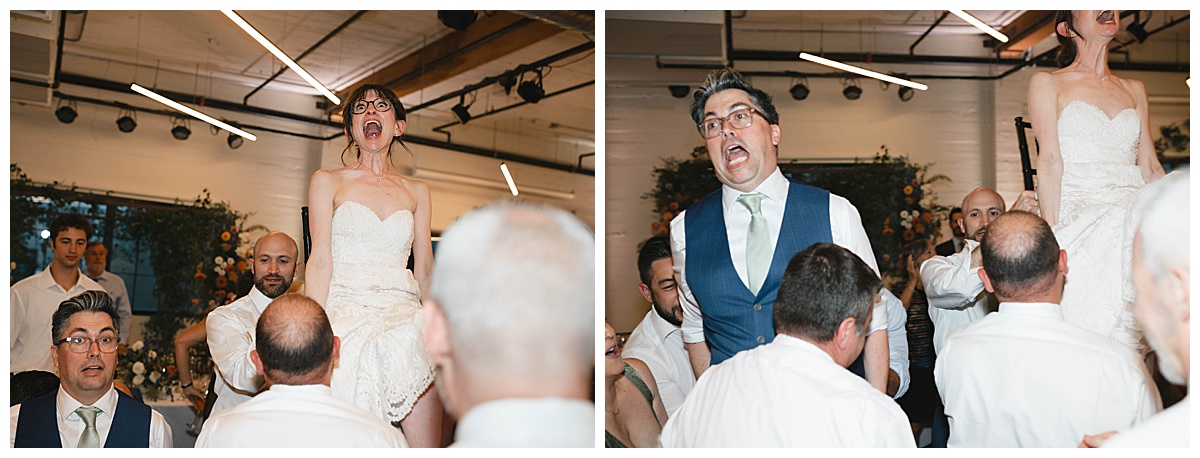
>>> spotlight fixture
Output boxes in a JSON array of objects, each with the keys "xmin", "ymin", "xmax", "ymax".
[
  {"xmin": 1126, "ymin": 11, "xmax": 1150, "ymax": 43},
  {"xmin": 227, "ymin": 132, "xmax": 244, "ymax": 149},
  {"xmin": 171, "ymin": 116, "xmax": 191, "ymax": 140},
  {"xmin": 116, "ymin": 108, "xmax": 137, "ymax": 133},
  {"xmin": 517, "ymin": 69, "xmax": 545, "ymax": 104},
  {"xmin": 668, "ymin": 85, "xmax": 690, "ymax": 98},
  {"xmin": 500, "ymin": 162, "xmax": 519, "ymax": 196},
  {"xmin": 499, "ymin": 73, "xmax": 518, "ymax": 95},
  {"xmin": 438, "ymin": 11, "xmax": 477, "ymax": 31},
  {"xmin": 789, "ymin": 78, "xmax": 810, "ymax": 100},
  {"xmin": 799, "ymin": 53, "xmax": 929, "ymax": 91},
  {"xmin": 55, "ymin": 100, "xmax": 78, "ymax": 124},
  {"xmin": 842, "ymin": 78, "xmax": 862, "ymax": 100},
  {"xmin": 451, "ymin": 94, "xmax": 473, "ymax": 124},
  {"xmin": 948, "ymin": 10, "xmax": 1009, "ymax": 43},
  {"xmin": 898, "ymin": 86, "xmax": 915, "ymax": 102},
  {"xmin": 131, "ymin": 84, "xmax": 256, "ymax": 141}
]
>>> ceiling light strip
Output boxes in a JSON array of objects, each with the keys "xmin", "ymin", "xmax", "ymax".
[
  {"xmin": 130, "ymin": 83, "xmax": 257, "ymax": 141},
  {"xmin": 797, "ymin": 53, "xmax": 929, "ymax": 91},
  {"xmin": 948, "ymin": 10, "xmax": 1010, "ymax": 43},
  {"xmin": 221, "ymin": 10, "xmax": 341, "ymax": 105},
  {"xmin": 500, "ymin": 163, "xmax": 520, "ymax": 196}
]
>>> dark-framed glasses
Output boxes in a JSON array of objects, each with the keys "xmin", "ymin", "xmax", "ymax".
[
  {"xmin": 56, "ymin": 335, "xmax": 120, "ymax": 353},
  {"xmin": 698, "ymin": 108, "xmax": 762, "ymax": 139},
  {"xmin": 351, "ymin": 98, "xmax": 393, "ymax": 114}
]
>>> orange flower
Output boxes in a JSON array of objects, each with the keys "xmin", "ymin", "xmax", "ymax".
[
  {"xmin": 194, "ymin": 272, "xmax": 207, "ymax": 281},
  {"xmin": 669, "ymin": 201, "xmax": 679, "ymax": 211},
  {"xmin": 215, "ymin": 276, "xmax": 228, "ymax": 288},
  {"xmin": 662, "ymin": 212, "xmax": 674, "ymax": 222},
  {"xmin": 228, "ymin": 272, "xmax": 237, "ymax": 281},
  {"xmin": 651, "ymin": 221, "xmax": 661, "ymax": 232},
  {"xmin": 191, "ymin": 298, "xmax": 200, "ymax": 306},
  {"xmin": 221, "ymin": 243, "xmax": 231, "ymax": 252},
  {"xmin": 905, "ymin": 197, "xmax": 914, "ymax": 205},
  {"xmin": 221, "ymin": 231, "xmax": 232, "ymax": 241},
  {"xmin": 903, "ymin": 185, "xmax": 914, "ymax": 195},
  {"xmin": 921, "ymin": 212, "xmax": 933, "ymax": 222},
  {"xmin": 912, "ymin": 179, "xmax": 920, "ymax": 186},
  {"xmin": 903, "ymin": 229, "xmax": 915, "ymax": 241},
  {"xmin": 915, "ymin": 223, "xmax": 926, "ymax": 234},
  {"xmin": 227, "ymin": 292, "xmax": 237, "ymax": 300},
  {"xmin": 236, "ymin": 261, "xmax": 248, "ymax": 272},
  {"xmin": 882, "ymin": 227, "xmax": 895, "ymax": 236},
  {"xmin": 882, "ymin": 254, "xmax": 891, "ymax": 261}
]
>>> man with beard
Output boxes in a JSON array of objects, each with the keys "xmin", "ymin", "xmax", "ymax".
[
  {"xmin": 921, "ymin": 187, "xmax": 1038, "ymax": 354},
  {"xmin": 11, "ymin": 291, "xmax": 172, "ymax": 447},
  {"xmin": 622, "ymin": 235, "xmax": 695, "ymax": 417},
  {"xmin": 935, "ymin": 211, "xmax": 1158, "ymax": 447},
  {"xmin": 11, "ymin": 214, "xmax": 105, "ymax": 374},
  {"xmin": 935, "ymin": 207, "xmax": 966, "ymax": 257},
  {"xmin": 423, "ymin": 202, "xmax": 593, "ymax": 447},
  {"xmin": 206, "ymin": 231, "xmax": 298, "ymax": 414},
  {"xmin": 1084, "ymin": 170, "xmax": 1189, "ymax": 448}
]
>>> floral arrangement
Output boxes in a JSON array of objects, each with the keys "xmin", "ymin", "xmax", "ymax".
[
  {"xmin": 644, "ymin": 145, "xmax": 950, "ymax": 280},
  {"xmin": 116, "ymin": 339, "xmax": 177, "ymax": 401},
  {"xmin": 192, "ymin": 225, "xmax": 257, "ymax": 313}
]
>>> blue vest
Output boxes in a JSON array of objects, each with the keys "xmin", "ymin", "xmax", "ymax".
[
  {"xmin": 14, "ymin": 389, "xmax": 153, "ymax": 448},
  {"xmin": 685, "ymin": 181, "xmax": 832, "ymax": 365}
]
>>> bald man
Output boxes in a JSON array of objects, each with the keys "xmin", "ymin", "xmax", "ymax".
[
  {"xmin": 920, "ymin": 188, "xmax": 1038, "ymax": 354},
  {"xmin": 936, "ymin": 211, "xmax": 1158, "ymax": 447},
  {"xmin": 206, "ymin": 232, "xmax": 299, "ymax": 414},
  {"xmin": 196, "ymin": 294, "xmax": 405, "ymax": 447}
]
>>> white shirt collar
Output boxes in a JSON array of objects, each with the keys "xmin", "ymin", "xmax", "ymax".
[
  {"xmin": 264, "ymin": 383, "xmax": 331, "ymax": 396},
  {"xmin": 997, "ymin": 302, "xmax": 1063, "ymax": 320},
  {"xmin": 647, "ymin": 309, "xmax": 682, "ymax": 343},
  {"xmin": 35, "ymin": 264, "xmax": 90, "ymax": 293},
  {"xmin": 246, "ymin": 286, "xmax": 272, "ymax": 314},
  {"xmin": 721, "ymin": 167, "xmax": 787, "ymax": 212},
  {"xmin": 772, "ymin": 333, "xmax": 837, "ymax": 365},
  {"xmin": 57, "ymin": 385, "xmax": 118, "ymax": 420}
]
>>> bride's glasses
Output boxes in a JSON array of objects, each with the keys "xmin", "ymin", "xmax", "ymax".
[{"xmin": 351, "ymin": 98, "xmax": 393, "ymax": 114}]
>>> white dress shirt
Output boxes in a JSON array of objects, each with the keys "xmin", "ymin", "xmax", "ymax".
[
  {"xmin": 10, "ymin": 266, "xmax": 105, "ymax": 374},
  {"xmin": 88, "ymin": 270, "xmax": 133, "ymax": 342},
  {"xmin": 660, "ymin": 334, "xmax": 915, "ymax": 447},
  {"xmin": 451, "ymin": 398, "xmax": 594, "ymax": 447},
  {"xmin": 921, "ymin": 239, "xmax": 993, "ymax": 354},
  {"xmin": 10, "ymin": 386, "xmax": 172, "ymax": 447},
  {"xmin": 1102, "ymin": 396, "xmax": 1188, "ymax": 448},
  {"xmin": 205, "ymin": 286, "xmax": 272, "ymax": 414},
  {"xmin": 621, "ymin": 310, "xmax": 696, "ymax": 417},
  {"xmin": 935, "ymin": 302, "xmax": 1161, "ymax": 447},
  {"xmin": 670, "ymin": 168, "xmax": 909, "ymax": 397},
  {"xmin": 195, "ymin": 384, "xmax": 406, "ymax": 447}
]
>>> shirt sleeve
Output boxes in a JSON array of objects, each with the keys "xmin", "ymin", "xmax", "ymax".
[
  {"xmin": 150, "ymin": 409, "xmax": 173, "ymax": 448},
  {"xmin": 883, "ymin": 289, "xmax": 910, "ymax": 399},
  {"xmin": 920, "ymin": 244, "xmax": 985, "ymax": 310},
  {"xmin": 11, "ymin": 287, "xmax": 25, "ymax": 352},
  {"xmin": 671, "ymin": 212, "xmax": 705, "ymax": 344},
  {"xmin": 205, "ymin": 309, "xmax": 260, "ymax": 394}
]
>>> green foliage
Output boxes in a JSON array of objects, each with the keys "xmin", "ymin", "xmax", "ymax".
[
  {"xmin": 642, "ymin": 146, "xmax": 951, "ymax": 279},
  {"xmin": 1154, "ymin": 118, "xmax": 1190, "ymax": 155}
]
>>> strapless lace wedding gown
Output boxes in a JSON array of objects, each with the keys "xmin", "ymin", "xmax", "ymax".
[
  {"xmin": 327, "ymin": 200, "xmax": 434, "ymax": 423},
  {"xmin": 1053, "ymin": 100, "xmax": 1146, "ymax": 351}
]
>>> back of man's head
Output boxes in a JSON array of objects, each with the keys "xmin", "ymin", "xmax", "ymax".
[
  {"xmin": 979, "ymin": 211, "xmax": 1061, "ymax": 301},
  {"xmin": 774, "ymin": 243, "xmax": 879, "ymax": 342},
  {"xmin": 1131, "ymin": 170, "xmax": 1189, "ymax": 286},
  {"xmin": 429, "ymin": 202, "xmax": 594, "ymax": 389},
  {"xmin": 255, "ymin": 293, "xmax": 335, "ymax": 385},
  {"xmin": 636, "ymin": 235, "xmax": 672, "ymax": 286}
]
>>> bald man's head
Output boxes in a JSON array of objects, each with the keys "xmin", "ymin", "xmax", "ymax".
[
  {"xmin": 252, "ymin": 232, "xmax": 298, "ymax": 298},
  {"xmin": 979, "ymin": 211, "xmax": 1063, "ymax": 301},
  {"xmin": 959, "ymin": 188, "xmax": 1006, "ymax": 242},
  {"xmin": 254, "ymin": 293, "xmax": 336, "ymax": 385}
]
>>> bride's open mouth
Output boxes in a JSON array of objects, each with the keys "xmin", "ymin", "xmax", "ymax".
[
  {"xmin": 364, "ymin": 120, "xmax": 382, "ymax": 139},
  {"xmin": 1096, "ymin": 10, "xmax": 1115, "ymax": 24}
]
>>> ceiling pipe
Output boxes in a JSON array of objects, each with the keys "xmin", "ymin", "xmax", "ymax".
[
  {"xmin": 512, "ymin": 11, "xmax": 594, "ymax": 37},
  {"xmin": 244, "ymin": 10, "xmax": 368, "ymax": 104},
  {"xmin": 430, "ymin": 80, "xmax": 594, "ymax": 132},
  {"xmin": 909, "ymin": 11, "xmax": 950, "ymax": 55}
]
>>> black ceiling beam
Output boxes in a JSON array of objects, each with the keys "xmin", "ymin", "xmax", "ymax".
[
  {"xmin": 431, "ymin": 80, "xmax": 595, "ymax": 132},
  {"xmin": 910, "ymin": 11, "xmax": 950, "ymax": 55},
  {"xmin": 243, "ymin": 10, "xmax": 368, "ymax": 104},
  {"xmin": 403, "ymin": 134, "xmax": 592, "ymax": 175}
]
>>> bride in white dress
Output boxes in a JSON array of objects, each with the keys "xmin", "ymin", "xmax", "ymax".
[
  {"xmin": 306, "ymin": 84, "xmax": 443, "ymax": 447},
  {"xmin": 1028, "ymin": 10, "xmax": 1165, "ymax": 351}
]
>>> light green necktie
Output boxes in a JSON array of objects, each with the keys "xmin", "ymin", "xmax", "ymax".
[
  {"xmin": 76, "ymin": 406, "xmax": 102, "ymax": 448},
  {"xmin": 737, "ymin": 192, "xmax": 770, "ymax": 295}
]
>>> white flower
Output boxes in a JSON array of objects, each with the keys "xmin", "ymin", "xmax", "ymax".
[
  {"xmin": 133, "ymin": 374, "xmax": 145, "ymax": 386},
  {"xmin": 148, "ymin": 371, "xmax": 160, "ymax": 383},
  {"xmin": 147, "ymin": 350, "xmax": 157, "ymax": 359},
  {"xmin": 130, "ymin": 341, "xmax": 144, "ymax": 352},
  {"xmin": 901, "ymin": 220, "xmax": 913, "ymax": 229},
  {"xmin": 132, "ymin": 362, "xmax": 146, "ymax": 375},
  {"xmin": 215, "ymin": 256, "xmax": 225, "ymax": 265},
  {"xmin": 215, "ymin": 266, "xmax": 226, "ymax": 276},
  {"xmin": 9, "ymin": 262, "xmax": 14, "ymax": 270}
]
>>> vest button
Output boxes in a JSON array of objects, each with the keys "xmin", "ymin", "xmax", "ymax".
[
  {"xmin": 757, "ymin": 336, "xmax": 765, "ymax": 344},
  {"xmin": 754, "ymin": 303, "xmax": 762, "ymax": 311}
]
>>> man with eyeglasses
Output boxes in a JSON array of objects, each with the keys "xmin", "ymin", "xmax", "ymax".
[
  {"xmin": 11, "ymin": 290, "xmax": 173, "ymax": 447},
  {"xmin": 670, "ymin": 69, "xmax": 910, "ymax": 401}
]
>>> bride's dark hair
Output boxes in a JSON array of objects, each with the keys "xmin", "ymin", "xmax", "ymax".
[
  {"xmin": 1054, "ymin": 11, "xmax": 1079, "ymax": 68},
  {"xmin": 339, "ymin": 84, "xmax": 414, "ymax": 167}
]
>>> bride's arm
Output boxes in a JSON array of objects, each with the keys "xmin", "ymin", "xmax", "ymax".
[
  {"xmin": 409, "ymin": 180, "xmax": 434, "ymax": 300},
  {"xmin": 1130, "ymin": 79, "xmax": 1166, "ymax": 184},
  {"xmin": 304, "ymin": 170, "xmax": 337, "ymax": 307},
  {"xmin": 1028, "ymin": 72, "xmax": 1063, "ymax": 226}
]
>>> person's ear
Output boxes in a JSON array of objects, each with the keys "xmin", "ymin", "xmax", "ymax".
[
  {"xmin": 331, "ymin": 336, "xmax": 341, "ymax": 362},
  {"xmin": 51, "ymin": 343, "xmax": 60, "ymax": 371},
  {"xmin": 978, "ymin": 268, "xmax": 996, "ymax": 293},
  {"xmin": 395, "ymin": 119, "xmax": 407, "ymax": 137},
  {"xmin": 1167, "ymin": 267, "xmax": 1190, "ymax": 324},
  {"xmin": 835, "ymin": 317, "xmax": 856, "ymax": 350},
  {"xmin": 770, "ymin": 124, "xmax": 781, "ymax": 146},
  {"xmin": 423, "ymin": 299, "xmax": 452, "ymax": 367},
  {"xmin": 638, "ymin": 283, "xmax": 653, "ymax": 303},
  {"xmin": 957, "ymin": 218, "xmax": 967, "ymax": 236},
  {"xmin": 251, "ymin": 350, "xmax": 265, "ymax": 377},
  {"xmin": 1056, "ymin": 22, "xmax": 1071, "ymax": 38},
  {"xmin": 1059, "ymin": 249, "xmax": 1069, "ymax": 276}
]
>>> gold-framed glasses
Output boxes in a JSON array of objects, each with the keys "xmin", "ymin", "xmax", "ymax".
[
  {"xmin": 698, "ymin": 108, "xmax": 762, "ymax": 139},
  {"xmin": 351, "ymin": 98, "xmax": 393, "ymax": 114},
  {"xmin": 56, "ymin": 335, "xmax": 120, "ymax": 353}
]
